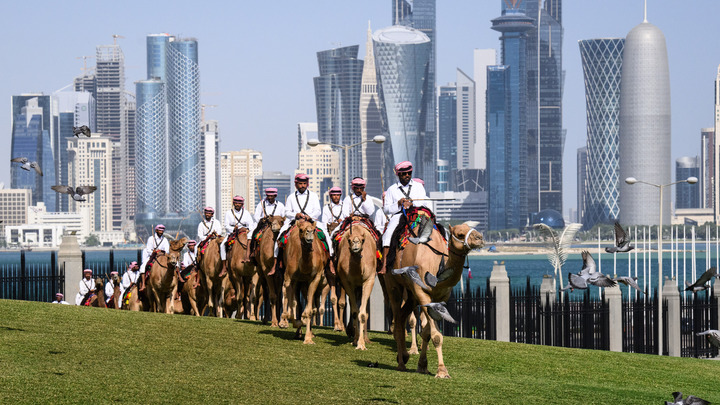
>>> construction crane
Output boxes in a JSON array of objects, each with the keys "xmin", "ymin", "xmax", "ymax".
[
  {"xmin": 76, "ymin": 55, "xmax": 95, "ymax": 73},
  {"xmin": 112, "ymin": 34, "xmax": 125, "ymax": 45},
  {"xmin": 201, "ymin": 104, "xmax": 218, "ymax": 123}
]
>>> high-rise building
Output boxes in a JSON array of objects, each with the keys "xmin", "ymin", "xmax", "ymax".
[
  {"xmin": 134, "ymin": 79, "xmax": 167, "ymax": 219},
  {"xmin": 714, "ymin": 66, "xmax": 720, "ymax": 222},
  {"xmin": 256, "ymin": 172, "xmax": 292, "ymax": 205},
  {"xmin": 10, "ymin": 95, "xmax": 56, "ymax": 211},
  {"xmin": 473, "ymin": 49, "xmax": 496, "ymax": 170},
  {"xmin": 578, "ymin": 38, "xmax": 624, "ymax": 229},
  {"xmin": 436, "ymin": 159, "xmax": 450, "ymax": 192},
  {"xmin": 166, "ymin": 37, "xmax": 201, "ymax": 215},
  {"xmin": 313, "ymin": 46, "xmax": 363, "ymax": 190},
  {"xmin": 201, "ymin": 120, "xmax": 221, "ymax": 213},
  {"xmin": 0, "ymin": 188, "xmax": 32, "ymax": 245},
  {"xmin": 147, "ymin": 34, "xmax": 170, "ymax": 80},
  {"xmin": 297, "ymin": 122, "xmax": 318, "ymax": 155},
  {"xmin": 373, "ymin": 25, "xmax": 432, "ymax": 186},
  {"xmin": 676, "ymin": 157, "xmax": 700, "ymax": 210},
  {"xmin": 359, "ymin": 23, "xmax": 385, "ymax": 198},
  {"xmin": 393, "ymin": 0, "xmax": 437, "ymax": 190},
  {"xmin": 297, "ymin": 145, "xmax": 340, "ymax": 203},
  {"xmin": 488, "ymin": 5, "xmax": 533, "ymax": 230},
  {"xmin": 438, "ymin": 83, "xmax": 457, "ymax": 183},
  {"xmin": 700, "ymin": 128, "xmax": 714, "ymax": 209},
  {"xmin": 456, "ymin": 69, "xmax": 475, "ymax": 170},
  {"xmin": 618, "ymin": 14, "xmax": 671, "ymax": 226},
  {"xmin": 577, "ymin": 146, "xmax": 588, "ymax": 225},
  {"xmin": 124, "ymin": 99, "xmax": 136, "ymax": 228},
  {"xmin": 220, "ymin": 150, "xmax": 263, "ymax": 216},
  {"xmin": 66, "ymin": 135, "xmax": 113, "ymax": 232}
]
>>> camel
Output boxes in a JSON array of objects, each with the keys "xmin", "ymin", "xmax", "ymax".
[
  {"xmin": 223, "ymin": 276, "xmax": 238, "ymax": 317},
  {"xmin": 177, "ymin": 267, "xmax": 205, "ymax": 316},
  {"xmin": 253, "ymin": 215, "xmax": 285, "ymax": 326},
  {"xmin": 84, "ymin": 278, "xmax": 107, "ymax": 308},
  {"xmin": 279, "ymin": 218, "xmax": 329, "ymax": 344},
  {"xmin": 336, "ymin": 221, "xmax": 378, "ymax": 350},
  {"xmin": 146, "ymin": 238, "xmax": 186, "ymax": 314},
  {"xmin": 198, "ymin": 236, "xmax": 227, "ymax": 317},
  {"xmin": 108, "ymin": 273, "xmax": 121, "ymax": 309},
  {"xmin": 324, "ymin": 221, "xmax": 346, "ymax": 332},
  {"xmin": 121, "ymin": 284, "xmax": 144, "ymax": 311},
  {"xmin": 384, "ymin": 220, "xmax": 483, "ymax": 378},
  {"xmin": 226, "ymin": 228, "xmax": 258, "ymax": 319}
]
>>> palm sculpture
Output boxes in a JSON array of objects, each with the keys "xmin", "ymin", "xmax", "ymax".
[{"xmin": 534, "ymin": 222, "xmax": 583, "ymax": 293}]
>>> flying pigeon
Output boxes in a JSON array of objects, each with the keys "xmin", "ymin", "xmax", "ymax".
[
  {"xmin": 685, "ymin": 281, "xmax": 708, "ymax": 293},
  {"xmin": 72, "ymin": 125, "xmax": 91, "ymax": 137},
  {"xmin": 685, "ymin": 267, "xmax": 718, "ymax": 291},
  {"xmin": 391, "ymin": 265, "xmax": 431, "ymax": 292},
  {"xmin": 424, "ymin": 257, "xmax": 456, "ymax": 288},
  {"xmin": 51, "ymin": 185, "xmax": 97, "ymax": 202},
  {"xmin": 562, "ymin": 251, "xmax": 616, "ymax": 292},
  {"xmin": 561, "ymin": 272, "xmax": 589, "ymax": 291},
  {"xmin": 408, "ymin": 215, "xmax": 433, "ymax": 245},
  {"xmin": 665, "ymin": 391, "xmax": 710, "ymax": 405},
  {"xmin": 11, "ymin": 157, "xmax": 43, "ymax": 176},
  {"xmin": 614, "ymin": 276, "xmax": 643, "ymax": 294},
  {"xmin": 605, "ymin": 221, "xmax": 634, "ymax": 253},
  {"xmin": 696, "ymin": 329, "xmax": 720, "ymax": 349},
  {"xmin": 419, "ymin": 302, "xmax": 456, "ymax": 324}
]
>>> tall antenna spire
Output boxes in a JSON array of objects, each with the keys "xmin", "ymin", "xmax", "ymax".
[{"xmin": 643, "ymin": 0, "xmax": 648, "ymax": 22}]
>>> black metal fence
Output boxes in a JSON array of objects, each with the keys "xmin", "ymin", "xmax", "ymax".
[
  {"xmin": 82, "ymin": 249, "xmax": 143, "ymax": 276},
  {"xmin": 621, "ymin": 291, "xmax": 660, "ymax": 355},
  {"xmin": 510, "ymin": 278, "xmax": 541, "ymax": 344},
  {"xmin": 680, "ymin": 290, "xmax": 719, "ymax": 358},
  {"xmin": 444, "ymin": 278, "xmax": 496, "ymax": 340},
  {"xmin": 0, "ymin": 251, "xmax": 64, "ymax": 302}
]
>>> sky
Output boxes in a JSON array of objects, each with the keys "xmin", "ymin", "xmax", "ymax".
[{"xmin": 1, "ymin": 0, "xmax": 719, "ymax": 219}]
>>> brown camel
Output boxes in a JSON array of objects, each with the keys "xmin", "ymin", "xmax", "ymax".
[
  {"xmin": 146, "ymin": 238, "xmax": 187, "ymax": 314},
  {"xmin": 280, "ymin": 218, "xmax": 329, "ymax": 344},
  {"xmin": 121, "ymin": 284, "xmax": 144, "ymax": 311},
  {"xmin": 177, "ymin": 267, "xmax": 205, "ymax": 316},
  {"xmin": 336, "ymin": 222, "xmax": 377, "ymax": 350},
  {"xmin": 253, "ymin": 215, "xmax": 284, "ymax": 326},
  {"xmin": 226, "ymin": 228, "xmax": 258, "ymax": 319},
  {"xmin": 86, "ymin": 278, "xmax": 107, "ymax": 308},
  {"xmin": 108, "ymin": 273, "xmax": 121, "ymax": 309},
  {"xmin": 324, "ymin": 221, "xmax": 346, "ymax": 332},
  {"xmin": 198, "ymin": 237, "xmax": 226, "ymax": 317},
  {"xmin": 222, "ymin": 276, "xmax": 238, "ymax": 317},
  {"xmin": 384, "ymin": 222, "xmax": 483, "ymax": 378}
]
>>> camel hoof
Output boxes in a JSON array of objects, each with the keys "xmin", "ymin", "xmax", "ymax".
[
  {"xmin": 249, "ymin": 315, "xmax": 257, "ymax": 321},
  {"xmin": 417, "ymin": 367, "xmax": 429, "ymax": 375},
  {"xmin": 278, "ymin": 322, "xmax": 288, "ymax": 329},
  {"xmin": 270, "ymin": 322, "xmax": 279, "ymax": 328},
  {"xmin": 408, "ymin": 347, "xmax": 419, "ymax": 355},
  {"xmin": 396, "ymin": 364, "xmax": 407, "ymax": 372},
  {"xmin": 435, "ymin": 366, "xmax": 451, "ymax": 379},
  {"xmin": 303, "ymin": 339, "xmax": 315, "ymax": 345},
  {"xmin": 355, "ymin": 345, "xmax": 367, "ymax": 351}
]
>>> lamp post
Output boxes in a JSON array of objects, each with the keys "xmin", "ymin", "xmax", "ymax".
[
  {"xmin": 624, "ymin": 175, "xmax": 698, "ymax": 355},
  {"xmin": 307, "ymin": 135, "xmax": 386, "ymax": 196}
]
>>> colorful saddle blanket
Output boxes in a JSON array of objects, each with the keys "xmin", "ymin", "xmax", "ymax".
[
  {"xmin": 397, "ymin": 206, "xmax": 446, "ymax": 249},
  {"xmin": 278, "ymin": 223, "xmax": 330, "ymax": 254},
  {"xmin": 332, "ymin": 216, "xmax": 382, "ymax": 244},
  {"xmin": 226, "ymin": 228, "xmax": 248, "ymax": 251}
]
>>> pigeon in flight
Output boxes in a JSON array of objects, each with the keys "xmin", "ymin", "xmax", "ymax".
[
  {"xmin": 72, "ymin": 125, "xmax": 91, "ymax": 138},
  {"xmin": 605, "ymin": 221, "xmax": 634, "ymax": 253},
  {"xmin": 696, "ymin": 329, "xmax": 720, "ymax": 349},
  {"xmin": 561, "ymin": 251, "xmax": 616, "ymax": 292},
  {"xmin": 685, "ymin": 267, "xmax": 718, "ymax": 291},
  {"xmin": 614, "ymin": 276, "xmax": 643, "ymax": 294},
  {"xmin": 665, "ymin": 391, "xmax": 710, "ymax": 405},
  {"xmin": 419, "ymin": 302, "xmax": 456, "ymax": 324},
  {"xmin": 51, "ymin": 185, "xmax": 97, "ymax": 202},
  {"xmin": 391, "ymin": 265, "xmax": 431, "ymax": 292},
  {"xmin": 11, "ymin": 157, "xmax": 43, "ymax": 176},
  {"xmin": 685, "ymin": 281, "xmax": 708, "ymax": 293}
]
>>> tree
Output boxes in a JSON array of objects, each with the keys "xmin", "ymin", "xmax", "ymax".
[{"xmin": 85, "ymin": 234, "xmax": 101, "ymax": 247}]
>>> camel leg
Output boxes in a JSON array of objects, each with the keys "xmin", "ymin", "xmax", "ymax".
[
  {"xmin": 302, "ymin": 277, "xmax": 322, "ymax": 345},
  {"xmin": 357, "ymin": 276, "xmax": 376, "ymax": 350},
  {"xmin": 280, "ymin": 276, "xmax": 292, "ymax": 328},
  {"xmin": 217, "ymin": 280, "xmax": 225, "ymax": 318},
  {"xmin": 427, "ymin": 312, "xmax": 449, "ymax": 379},
  {"xmin": 339, "ymin": 277, "xmax": 358, "ymax": 345},
  {"xmin": 267, "ymin": 273, "xmax": 280, "ymax": 327},
  {"xmin": 408, "ymin": 311, "xmax": 419, "ymax": 355},
  {"xmin": 337, "ymin": 285, "xmax": 347, "ymax": 333},
  {"xmin": 386, "ymin": 279, "xmax": 410, "ymax": 371},
  {"xmin": 249, "ymin": 273, "xmax": 259, "ymax": 321},
  {"xmin": 205, "ymin": 276, "xmax": 214, "ymax": 315}
]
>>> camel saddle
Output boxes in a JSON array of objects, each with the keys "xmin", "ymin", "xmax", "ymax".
[
  {"xmin": 386, "ymin": 206, "xmax": 446, "ymax": 270},
  {"xmin": 225, "ymin": 227, "xmax": 248, "ymax": 252},
  {"xmin": 333, "ymin": 215, "xmax": 382, "ymax": 244},
  {"xmin": 196, "ymin": 233, "xmax": 218, "ymax": 264},
  {"xmin": 277, "ymin": 220, "xmax": 330, "ymax": 254},
  {"xmin": 81, "ymin": 291, "xmax": 96, "ymax": 306}
]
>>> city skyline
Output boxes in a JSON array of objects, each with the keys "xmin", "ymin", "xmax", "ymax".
[{"xmin": 2, "ymin": 1, "xmax": 719, "ymax": 219}]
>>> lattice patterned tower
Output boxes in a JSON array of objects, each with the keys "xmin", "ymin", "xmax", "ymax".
[
  {"xmin": 166, "ymin": 37, "xmax": 201, "ymax": 214},
  {"xmin": 134, "ymin": 79, "xmax": 167, "ymax": 217},
  {"xmin": 578, "ymin": 38, "xmax": 624, "ymax": 229}
]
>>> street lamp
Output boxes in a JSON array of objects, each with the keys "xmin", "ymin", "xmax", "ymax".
[
  {"xmin": 307, "ymin": 135, "xmax": 386, "ymax": 196},
  {"xmin": 624, "ymin": 175, "xmax": 698, "ymax": 355}
]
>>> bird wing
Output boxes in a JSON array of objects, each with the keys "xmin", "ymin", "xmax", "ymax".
[
  {"xmin": 614, "ymin": 221, "xmax": 629, "ymax": 246},
  {"xmin": 684, "ymin": 395, "xmax": 710, "ymax": 405},
  {"xmin": 81, "ymin": 125, "xmax": 91, "ymax": 136},
  {"xmin": 31, "ymin": 162, "xmax": 43, "ymax": 176},
  {"xmin": 694, "ymin": 267, "xmax": 716, "ymax": 287},
  {"xmin": 589, "ymin": 273, "xmax": 617, "ymax": 288},
  {"xmin": 76, "ymin": 186, "xmax": 97, "ymax": 195},
  {"xmin": 423, "ymin": 303, "xmax": 456, "ymax": 324},
  {"xmin": 569, "ymin": 272, "xmax": 588, "ymax": 289},
  {"xmin": 11, "ymin": 157, "xmax": 28, "ymax": 163},
  {"xmin": 624, "ymin": 277, "xmax": 642, "ymax": 293},
  {"xmin": 581, "ymin": 250, "xmax": 597, "ymax": 275},
  {"xmin": 51, "ymin": 185, "xmax": 73, "ymax": 195}
]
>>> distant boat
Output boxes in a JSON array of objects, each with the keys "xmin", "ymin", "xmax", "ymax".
[{"xmin": 488, "ymin": 245, "xmax": 497, "ymax": 253}]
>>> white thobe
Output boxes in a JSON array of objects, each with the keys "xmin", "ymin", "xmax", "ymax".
[
  {"xmin": 197, "ymin": 218, "xmax": 223, "ymax": 242},
  {"xmin": 221, "ymin": 208, "xmax": 256, "ymax": 260},
  {"xmin": 374, "ymin": 208, "xmax": 388, "ymax": 234},
  {"xmin": 321, "ymin": 202, "xmax": 344, "ymax": 229},
  {"xmin": 341, "ymin": 194, "xmax": 376, "ymax": 218},
  {"xmin": 142, "ymin": 233, "xmax": 169, "ymax": 264},
  {"xmin": 182, "ymin": 247, "xmax": 197, "ymax": 268},
  {"xmin": 76, "ymin": 277, "xmax": 95, "ymax": 305},
  {"xmin": 105, "ymin": 279, "xmax": 116, "ymax": 304},
  {"xmin": 52, "ymin": 300, "xmax": 70, "ymax": 305},
  {"xmin": 120, "ymin": 270, "xmax": 141, "ymax": 298},
  {"xmin": 275, "ymin": 190, "xmax": 331, "ymax": 256},
  {"xmin": 382, "ymin": 179, "xmax": 429, "ymax": 247},
  {"xmin": 254, "ymin": 200, "xmax": 285, "ymax": 222}
]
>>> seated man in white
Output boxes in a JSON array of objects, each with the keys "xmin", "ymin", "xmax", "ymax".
[
  {"xmin": 76, "ymin": 269, "xmax": 96, "ymax": 305},
  {"xmin": 197, "ymin": 206, "xmax": 223, "ymax": 243},
  {"xmin": 51, "ymin": 292, "xmax": 70, "ymax": 305},
  {"xmin": 141, "ymin": 224, "xmax": 170, "ymax": 274},
  {"xmin": 374, "ymin": 191, "xmax": 389, "ymax": 233},
  {"xmin": 379, "ymin": 161, "xmax": 429, "ymax": 274},
  {"xmin": 120, "ymin": 261, "xmax": 141, "ymax": 299},
  {"xmin": 341, "ymin": 177, "xmax": 376, "ymax": 219},
  {"xmin": 254, "ymin": 187, "xmax": 285, "ymax": 222},
  {"xmin": 221, "ymin": 195, "xmax": 256, "ymax": 264},
  {"xmin": 104, "ymin": 271, "xmax": 119, "ymax": 307},
  {"xmin": 321, "ymin": 186, "xmax": 344, "ymax": 237},
  {"xmin": 182, "ymin": 240, "xmax": 198, "ymax": 270}
]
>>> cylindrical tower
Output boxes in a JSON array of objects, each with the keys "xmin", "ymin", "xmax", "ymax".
[
  {"xmin": 146, "ymin": 33, "xmax": 170, "ymax": 81},
  {"xmin": 134, "ymin": 79, "xmax": 167, "ymax": 218},
  {"xmin": 618, "ymin": 21, "xmax": 671, "ymax": 226}
]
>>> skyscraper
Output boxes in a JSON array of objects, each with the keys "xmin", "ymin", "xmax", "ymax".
[
  {"xmin": 456, "ymin": 69, "xmax": 475, "ymax": 170},
  {"xmin": 676, "ymin": 157, "xmax": 700, "ymax": 209},
  {"xmin": 313, "ymin": 45, "xmax": 364, "ymax": 190},
  {"xmin": 220, "ymin": 150, "xmax": 263, "ymax": 215},
  {"xmin": 577, "ymin": 146, "xmax": 588, "ymax": 225},
  {"xmin": 373, "ymin": 25, "xmax": 432, "ymax": 184},
  {"xmin": 578, "ymin": 38, "xmax": 624, "ymax": 229},
  {"xmin": 473, "ymin": 49, "xmax": 496, "ymax": 170},
  {"xmin": 700, "ymin": 127, "xmax": 714, "ymax": 209},
  {"xmin": 297, "ymin": 122, "xmax": 318, "ymax": 155},
  {"xmin": 393, "ymin": 0, "xmax": 437, "ymax": 189},
  {"xmin": 10, "ymin": 95, "xmax": 56, "ymax": 210},
  {"xmin": 359, "ymin": 22, "xmax": 385, "ymax": 198},
  {"xmin": 66, "ymin": 135, "xmax": 113, "ymax": 232},
  {"xmin": 147, "ymin": 33, "xmax": 170, "ymax": 80},
  {"xmin": 714, "ymin": 66, "xmax": 720, "ymax": 222},
  {"xmin": 166, "ymin": 37, "xmax": 201, "ymax": 215},
  {"xmin": 134, "ymin": 79, "xmax": 167, "ymax": 218},
  {"xmin": 201, "ymin": 120, "xmax": 220, "ymax": 211},
  {"xmin": 437, "ymin": 83, "xmax": 457, "ymax": 180},
  {"xmin": 488, "ymin": 4, "xmax": 534, "ymax": 229},
  {"xmin": 618, "ymin": 14, "xmax": 671, "ymax": 226}
]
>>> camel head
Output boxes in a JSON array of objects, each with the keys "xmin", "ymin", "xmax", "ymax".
[
  {"xmin": 111, "ymin": 273, "xmax": 120, "ymax": 285},
  {"xmin": 94, "ymin": 277, "xmax": 104, "ymax": 290},
  {"xmin": 297, "ymin": 219, "xmax": 316, "ymax": 245},
  {"xmin": 269, "ymin": 215, "xmax": 284, "ymax": 233},
  {"xmin": 448, "ymin": 222, "xmax": 484, "ymax": 252},
  {"xmin": 348, "ymin": 225, "xmax": 365, "ymax": 254},
  {"xmin": 166, "ymin": 237, "xmax": 187, "ymax": 267}
]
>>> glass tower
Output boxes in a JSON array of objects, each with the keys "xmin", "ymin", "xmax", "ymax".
[
  {"xmin": 135, "ymin": 79, "xmax": 167, "ymax": 217},
  {"xmin": 675, "ymin": 157, "xmax": 700, "ymax": 209},
  {"xmin": 359, "ymin": 23, "xmax": 385, "ymax": 198},
  {"xmin": 486, "ymin": 66, "xmax": 510, "ymax": 230},
  {"xmin": 147, "ymin": 34, "xmax": 170, "ymax": 80},
  {"xmin": 313, "ymin": 45, "xmax": 364, "ymax": 189},
  {"xmin": 373, "ymin": 25, "xmax": 431, "ymax": 184},
  {"xmin": 166, "ymin": 37, "xmax": 201, "ymax": 214},
  {"xmin": 578, "ymin": 38, "xmax": 624, "ymax": 229},
  {"xmin": 438, "ymin": 83, "xmax": 457, "ymax": 179}
]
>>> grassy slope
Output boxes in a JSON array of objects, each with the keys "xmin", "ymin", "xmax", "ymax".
[{"xmin": 0, "ymin": 299, "xmax": 718, "ymax": 404}]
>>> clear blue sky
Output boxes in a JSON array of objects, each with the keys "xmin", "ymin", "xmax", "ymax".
[{"xmin": 1, "ymin": 1, "xmax": 717, "ymax": 218}]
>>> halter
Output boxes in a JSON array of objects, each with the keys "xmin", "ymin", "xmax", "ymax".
[{"xmin": 451, "ymin": 228, "xmax": 482, "ymax": 250}]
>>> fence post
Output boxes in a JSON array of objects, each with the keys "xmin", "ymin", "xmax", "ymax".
[
  {"xmin": 604, "ymin": 283, "xmax": 622, "ymax": 352},
  {"xmin": 369, "ymin": 275, "xmax": 385, "ymax": 332},
  {"xmin": 539, "ymin": 275, "xmax": 555, "ymax": 345},
  {"xmin": 663, "ymin": 277, "xmax": 681, "ymax": 357},
  {"xmin": 714, "ymin": 277, "xmax": 720, "ymax": 330},
  {"xmin": 490, "ymin": 261, "xmax": 510, "ymax": 342},
  {"xmin": 58, "ymin": 235, "xmax": 83, "ymax": 305}
]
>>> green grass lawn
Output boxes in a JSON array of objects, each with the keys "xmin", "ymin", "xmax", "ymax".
[{"xmin": 1, "ymin": 299, "xmax": 718, "ymax": 404}]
